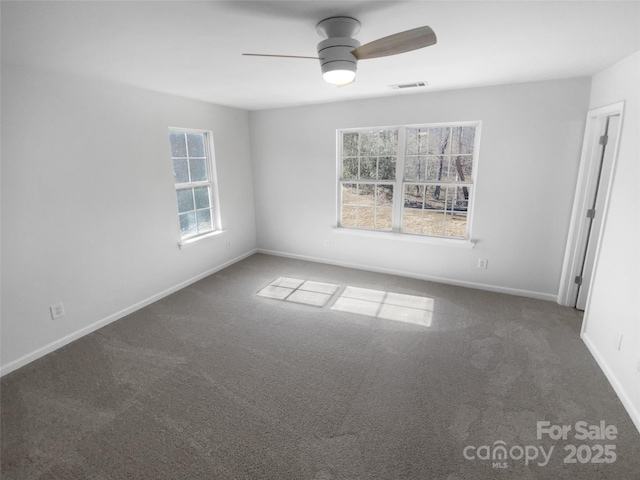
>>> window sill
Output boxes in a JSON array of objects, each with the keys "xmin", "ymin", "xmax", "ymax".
[
  {"xmin": 332, "ymin": 227, "xmax": 476, "ymax": 248},
  {"xmin": 178, "ymin": 230, "xmax": 226, "ymax": 249}
]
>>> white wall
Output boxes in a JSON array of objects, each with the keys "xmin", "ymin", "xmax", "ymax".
[
  {"xmin": 250, "ymin": 79, "xmax": 591, "ymax": 299},
  {"xmin": 0, "ymin": 65, "xmax": 257, "ymax": 373},
  {"xmin": 581, "ymin": 51, "xmax": 640, "ymax": 431}
]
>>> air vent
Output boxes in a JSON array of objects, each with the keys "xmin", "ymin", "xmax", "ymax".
[{"xmin": 388, "ymin": 81, "xmax": 428, "ymax": 90}]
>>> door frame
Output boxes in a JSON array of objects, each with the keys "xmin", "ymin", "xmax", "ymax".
[{"xmin": 557, "ymin": 101, "xmax": 625, "ymax": 309}]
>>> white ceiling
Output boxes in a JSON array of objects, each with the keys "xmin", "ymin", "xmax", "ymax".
[{"xmin": 2, "ymin": 1, "xmax": 639, "ymax": 110}]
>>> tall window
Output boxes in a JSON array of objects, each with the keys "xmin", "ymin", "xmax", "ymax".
[
  {"xmin": 168, "ymin": 129, "xmax": 220, "ymax": 241},
  {"xmin": 338, "ymin": 123, "xmax": 479, "ymax": 239}
]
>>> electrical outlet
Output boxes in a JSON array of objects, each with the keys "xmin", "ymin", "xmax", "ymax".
[
  {"xmin": 226, "ymin": 241, "xmax": 231, "ymax": 249},
  {"xmin": 323, "ymin": 239, "xmax": 329, "ymax": 247},
  {"xmin": 50, "ymin": 303, "xmax": 65, "ymax": 320},
  {"xmin": 478, "ymin": 258, "xmax": 488, "ymax": 269}
]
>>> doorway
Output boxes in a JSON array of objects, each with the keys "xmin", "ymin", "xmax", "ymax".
[
  {"xmin": 574, "ymin": 114, "xmax": 620, "ymax": 310},
  {"xmin": 558, "ymin": 102, "xmax": 624, "ymax": 310}
]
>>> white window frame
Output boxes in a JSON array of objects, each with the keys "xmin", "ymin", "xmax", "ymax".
[
  {"xmin": 336, "ymin": 121, "xmax": 481, "ymax": 244},
  {"xmin": 168, "ymin": 127, "xmax": 222, "ymax": 247}
]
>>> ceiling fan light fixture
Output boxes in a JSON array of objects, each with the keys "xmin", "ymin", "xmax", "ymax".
[
  {"xmin": 323, "ymin": 68, "xmax": 356, "ymax": 86},
  {"xmin": 317, "ymin": 35, "xmax": 360, "ymax": 86}
]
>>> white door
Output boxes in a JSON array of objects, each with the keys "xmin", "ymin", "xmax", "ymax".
[{"xmin": 575, "ymin": 114, "xmax": 620, "ymax": 310}]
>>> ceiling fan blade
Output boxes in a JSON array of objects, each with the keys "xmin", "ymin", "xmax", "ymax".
[
  {"xmin": 242, "ymin": 53, "xmax": 322, "ymax": 60},
  {"xmin": 352, "ymin": 26, "xmax": 437, "ymax": 60}
]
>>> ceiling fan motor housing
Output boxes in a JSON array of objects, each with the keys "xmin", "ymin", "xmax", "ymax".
[
  {"xmin": 317, "ymin": 37, "xmax": 361, "ymax": 79},
  {"xmin": 316, "ymin": 16, "xmax": 361, "ymax": 38},
  {"xmin": 316, "ymin": 16, "xmax": 361, "ymax": 83}
]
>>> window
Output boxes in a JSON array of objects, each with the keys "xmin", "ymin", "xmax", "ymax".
[
  {"xmin": 168, "ymin": 128, "xmax": 220, "ymax": 241},
  {"xmin": 338, "ymin": 123, "xmax": 480, "ymax": 239},
  {"xmin": 341, "ymin": 130, "xmax": 397, "ymax": 231}
]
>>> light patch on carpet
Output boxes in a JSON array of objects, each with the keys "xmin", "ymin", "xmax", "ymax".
[
  {"xmin": 256, "ymin": 284, "xmax": 294, "ymax": 300},
  {"xmin": 299, "ymin": 280, "xmax": 340, "ymax": 295},
  {"xmin": 332, "ymin": 286, "xmax": 434, "ymax": 327},
  {"xmin": 258, "ymin": 278, "xmax": 434, "ymax": 325},
  {"xmin": 287, "ymin": 290, "xmax": 332, "ymax": 307},
  {"xmin": 271, "ymin": 277, "xmax": 305, "ymax": 289},
  {"xmin": 256, "ymin": 277, "xmax": 340, "ymax": 308}
]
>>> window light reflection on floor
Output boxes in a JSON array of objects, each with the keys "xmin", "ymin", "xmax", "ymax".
[
  {"xmin": 331, "ymin": 286, "xmax": 434, "ymax": 327},
  {"xmin": 257, "ymin": 277, "xmax": 434, "ymax": 327},
  {"xmin": 256, "ymin": 277, "xmax": 340, "ymax": 307}
]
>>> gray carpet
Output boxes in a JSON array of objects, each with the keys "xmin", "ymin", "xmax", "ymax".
[{"xmin": 2, "ymin": 253, "xmax": 639, "ymax": 479}]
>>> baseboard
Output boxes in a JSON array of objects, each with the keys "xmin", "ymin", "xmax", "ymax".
[
  {"xmin": 0, "ymin": 249, "xmax": 258, "ymax": 377},
  {"xmin": 581, "ymin": 333, "xmax": 640, "ymax": 435},
  {"xmin": 257, "ymin": 249, "xmax": 557, "ymax": 302}
]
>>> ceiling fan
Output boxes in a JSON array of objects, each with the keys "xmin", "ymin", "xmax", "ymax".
[{"xmin": 243, "ymin": 16, "xmax": 437, "ymax": 86}]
